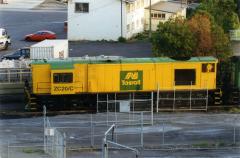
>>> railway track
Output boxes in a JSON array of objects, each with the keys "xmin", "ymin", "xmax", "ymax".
[
  {"xmin": 0, "ymin": 105, "xmax": 238, "ymax": 119},
  {"xmin": 0, "ymin": 109, "xmax": 96, "ymax": 119}
]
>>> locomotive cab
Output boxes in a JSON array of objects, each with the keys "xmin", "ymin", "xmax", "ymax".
[{"xmin": 51, "ymin": 70, "xmax": 75, "ymax": 95}]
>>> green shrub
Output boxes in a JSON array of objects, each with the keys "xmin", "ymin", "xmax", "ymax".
[{"xmin": 118, "ymin": 36, "xmax": 126, "ymax": 43}]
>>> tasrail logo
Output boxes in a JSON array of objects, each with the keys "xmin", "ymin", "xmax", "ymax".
[{"xmin": 120, "ymin": 71, "xmax": 143, "ymax": 90}]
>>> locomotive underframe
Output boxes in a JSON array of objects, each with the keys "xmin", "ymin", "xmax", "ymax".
[{"xmin": 25, "ymin": 89, "xmax": 220, "ymax": 111}]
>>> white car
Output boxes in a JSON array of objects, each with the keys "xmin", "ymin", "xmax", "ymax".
[{"xmin": 0, "ymin": 28, "xmax": 11, "ymax": 50}]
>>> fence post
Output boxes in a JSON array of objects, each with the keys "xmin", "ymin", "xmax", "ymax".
[
  {"xmin": 190, "ymin": 81, "xmax": 192, "ymax": 110},
  {"xmin": 156, "ymin": 83, "xmax": 159, "ymax": 113},
  {"xmin": 173, "ymin": 83, "xmax": 176, "ymax": 111},
  {"xmin": 107, "ymin": 94, "xmax": 109, "ymax": 126},
  {"xmin": 7, "ymin": 141, "xmax": 9, "ymax": 158},
  {"xmin": 97, "ymin": 94, "xmax": 99, "ymax": 113},
  {"xmin": 233, "ymin": 117, "xmax": 237, "ymax": 144},
  {"xmin": 91, "ymin": 114, "xmax": 94, "ymax": 147},
  {"xmin": 115, "ymin": 93, "xmax": 117, "ymax": 124},
  {"xmin": 151, "ymin": 92, "xmax": 154, "ymax": 125},
  {"xmin": 133, "ymin": 92, "xmax": 135, "ymax": 121},
  {"xmin": 141, "ymin": 112, "xmax": 143, "ymax": 147},
  {"xmin": 63, "ymin": 133, "xmax": 66, "ymax": 158},
  {"xmin": 43, "ymin": 106, "xmax": 46, "ymax": 153},
  {"xmin": 102, "ymin": 138, "xmax": 108, "ymax": 158},
  {"xmin": 206, "ymin": 87, "xmax": 208, "ymax": 111},
  {"xmin": 162, "ymin": 121, "xmax": 165, "ymax": 145}
]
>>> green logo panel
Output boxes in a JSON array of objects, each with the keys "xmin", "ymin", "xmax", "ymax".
[{"xmin": 120, "ymin": 71, "xmax": 143, "ymax": 91}]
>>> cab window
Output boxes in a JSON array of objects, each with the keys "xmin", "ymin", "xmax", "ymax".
[
  {"xmin": 53, "ymin": 73, "xmax": 73, "ymax": 83},
  {"xmin": 175, "ymin": 69, "xmax": 196, "ymax": 85},
  {"xmin": 2, "ymin": 30, "xmax": 7, "ymax": 36}
]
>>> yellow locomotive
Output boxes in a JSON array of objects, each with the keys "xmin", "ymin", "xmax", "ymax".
[{"xmin": 27, "ymin": 56, "xmax": 218, "ymax": 109}]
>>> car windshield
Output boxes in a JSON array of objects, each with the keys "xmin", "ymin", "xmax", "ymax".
[
  {"xmin": 22, "ymin": 49, "xmax": 30, "ymax": 55},
  {"xmin": 35, "ymin": 31, "xmax": 43, "ymax": 35},
  {"xmin": 13, "ymin": 50, "xmax": 21, "ymax": 55}
]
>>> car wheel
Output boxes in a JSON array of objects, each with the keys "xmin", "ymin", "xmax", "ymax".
[
  {"xmin": 25, "ymin": 37, "xmax": 30, "ymax": 41},
  {"xmin": 3, "ymin": 42, "xmax": 8, "ymax": 50}
]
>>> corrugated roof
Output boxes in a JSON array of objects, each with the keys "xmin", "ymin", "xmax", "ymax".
[
  {"xmin": 32, "ymin": 56, "xmax": 218, "ymax": 70},
  {"xmin": 31, "ymin": 39, "xmax": 68, "ymax": 47},
  {"xmin": 123, "ymin": 0, "xmax": 137, "ymax": 3},
  {"xmin": 146, "ymin": 1, "xmax": 188, "ymax": 13}
]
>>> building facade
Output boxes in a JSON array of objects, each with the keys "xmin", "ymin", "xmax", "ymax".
[{"xmin": 68, "ymin": 0, "xmax": 187, "ymax": 41}]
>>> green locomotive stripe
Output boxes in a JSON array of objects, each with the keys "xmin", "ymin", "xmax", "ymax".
[{"xmin": 31, "ymin": 56, "xmax": 218, "ymax": 70}]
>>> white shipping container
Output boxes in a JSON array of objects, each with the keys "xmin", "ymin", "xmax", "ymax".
[{"xmin": 30, "ymin": 40, "xmax": 68, "ymax": 59}]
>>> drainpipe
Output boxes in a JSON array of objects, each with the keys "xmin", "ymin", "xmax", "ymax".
[
  {"xmin": 121, "ymin": 0, "xmax": 123, "ymax": 37},
  {"xmin": 149, "ymin": 0, "xmax": 152, "ymax": 38},
  {"xmin": 238, "ymin": 0, "xmax": 240, "ymax": 17}
]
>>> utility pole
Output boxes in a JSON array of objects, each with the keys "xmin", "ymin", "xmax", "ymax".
[
  {"xmin": 149, "ymin": 0, "xmax": 152, "ymax": 38},
  {"xmin": 121, "ymin": 0, "xmax": 123, "ymax": 37},
  {"xmin": 238, "ymin": 0, "xmax": 240, "ymax": 17}
]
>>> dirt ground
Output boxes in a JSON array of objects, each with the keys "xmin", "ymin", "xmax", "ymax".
[{"xmin": 0, "ymin": 112, "xmax": 240, "ymax": 158}]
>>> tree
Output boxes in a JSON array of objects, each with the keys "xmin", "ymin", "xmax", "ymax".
[
  {"xmin": 152, "ymin": 12, "xmax": 232, "ymax": 60},
  {"xmin": 152, "ymin": 18, "xmax": 196, "ymax": 58},
  {"xmin": 197, "ymin": 0, "xmax": 240, "ymax": 32},
  {"xmin": 211, "ymin": 24, "xmax": 232, "ymax": 60},
  {"xmin": 188, "ymin": 12, "xmax": 213, "ymax": 55}
]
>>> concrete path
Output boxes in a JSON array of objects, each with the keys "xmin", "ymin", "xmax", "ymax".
[
  {"xmin": 0, "ymin": 0, "xmax": 66, "ymax": 11},
  {"xmin": 0, "ymin": 0, "xmax": 44, "ymax": 10}
]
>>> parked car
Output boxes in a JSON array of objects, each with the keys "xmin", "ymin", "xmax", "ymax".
[
  {"xmin": 25, "ymin": 30, "xmax": 56, "ymax": 41},
  {"xmin": 1, "ymin": 47, "xmax": 30, "ymax": 60},
  {"xmin": 0, "ymin": 28, "xmax": 11, "ymax": 50}
]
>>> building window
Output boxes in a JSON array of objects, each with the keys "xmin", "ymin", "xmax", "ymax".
[
  {"xmin": 174, "ymin": 69, "xmax": 196, "ymax": 85},
  {"xmin": 141, "ymin": 0, "xmax": 144, "ymax": 7},
  {"xmin": 127, "ymin": 24, "xmax": 131, "ymax": 32},
  {"xmin": 75, "ymin": 3, "xmax": 89, "ymax": 13},
  {"xmin": 53, "ymin": 73, "xmax": 73, "ymax": 83},
  {"xmin": 131, "ymin": 22, "xmax": 135, "ymax": 31},
  {"xmin": 141, "ymin": 17, "xmax": 144, "ymax": 25},
  {"xmin": 127, "ymin": 4, "xmax": 130, "ymax": 13},
  {"xmin": 137, "ymin": 20, "xmax": 140, "ymax": 28},
  {"xmin": 137, "ymin": 0, "xmax": 141, "ymax": 9},
  {"xmin": 158, "ymin": 13, "xmax": 166, "ymax": 19}
]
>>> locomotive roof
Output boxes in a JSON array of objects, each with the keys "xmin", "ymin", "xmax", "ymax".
[{"xmin": 31, "ymin": 56, "xmax": 218, "ymax": 70}]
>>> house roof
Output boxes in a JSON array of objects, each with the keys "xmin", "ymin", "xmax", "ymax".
[
  {"xmin": 146, "ymin": 1, "xmax": 188, "ymax": 13},
  {"xmin": 123, "ymin": 0, "xmax": 137, "ymax": 3},
  {"xmin": 31, "ymin": 56, "xmax": 217, "ymax": 70}
]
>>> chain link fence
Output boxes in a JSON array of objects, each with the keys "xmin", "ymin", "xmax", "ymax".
[
  {"xmin": 44, "ymin": 107, "xmax": 66, "ymax": 158},
  {"xmin": 1, "ymin": 108, "xmax": 239, "ymax": 158}
]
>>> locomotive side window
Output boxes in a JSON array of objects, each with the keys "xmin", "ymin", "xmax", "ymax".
[
  {"xmin": 53, "ymin": 73, "xmax": 73, "ymax": 83},
  {"xmin": 174, "ymin": 69, "xmax": 196, "ymax": 85}
]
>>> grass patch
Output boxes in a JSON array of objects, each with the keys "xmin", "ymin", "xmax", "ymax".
[
  {"xmin": 192, "ymin": 142, "xmax": 218, "ymax": 148},
  {"xmin": 129, "ymin": 31, "xmax": 150, "ymax": 41},
  {"xmin": 229, "ymin": 107, "xmax": 240, "ymax": 113},
  {"xmin": 22, "ymin": 148, "xmax": 44, "ymax": 154}
]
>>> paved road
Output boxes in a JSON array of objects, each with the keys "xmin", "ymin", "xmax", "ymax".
[
  {"xmin": 0, "ymin": 9, "xmax": 152, "ymax": 59},
  {"xmin": 0, "ymin": 10, "xmax": 67, "ymax": 56},
  {"xmin": 0, "ymin": 113, "xmax": 239, "ymax": 158}
]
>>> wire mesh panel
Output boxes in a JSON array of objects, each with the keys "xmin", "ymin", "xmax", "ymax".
[
  {"xmin": 143, "ymin": 114, "xmax": 240, "ymax": 149},
  {"xmin": 44, "ymin": 117, "xmax": 66, "ymax": 158},
  {"xmin": 0, "ymin": 68, "xmax": 31, "ymax": 83},
  {"xmin": 6, "ymin": 145, "xmax": 47, "ymax": 158}
]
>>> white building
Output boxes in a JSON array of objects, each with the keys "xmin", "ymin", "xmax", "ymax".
[{"xmin": 68, "ymin": 0, "xmax": 187, "ymax": 41}]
